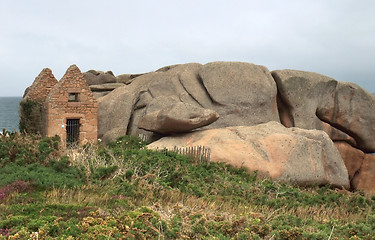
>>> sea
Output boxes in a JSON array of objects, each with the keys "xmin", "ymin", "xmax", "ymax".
[{"xmin": 0, "ymin": 97, "xmax": 22, "ymax": 132}]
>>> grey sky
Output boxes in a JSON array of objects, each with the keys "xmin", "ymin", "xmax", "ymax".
[{"xmin": 1, "ymin": 0, "xmax": 374, "ymax": 96}]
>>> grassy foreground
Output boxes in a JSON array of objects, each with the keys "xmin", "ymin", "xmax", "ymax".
[{"xmin": 1, "ymin": 132, "xmax": 375, "ymax": 239}]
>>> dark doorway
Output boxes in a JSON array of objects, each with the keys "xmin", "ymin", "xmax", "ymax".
[{"xmin": 66, "ymin": 119, "xmax": 80, "ymax": 146}]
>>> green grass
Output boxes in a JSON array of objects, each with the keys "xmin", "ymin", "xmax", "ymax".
[{"xmin": 1, "ymin": 132, "xmax": 375, "ymax": 239}]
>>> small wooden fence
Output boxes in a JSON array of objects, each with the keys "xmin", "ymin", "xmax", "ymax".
[
  {"xmin": 160, "ymin": 146, "xmax": 211, "ymax": 164},
  {"xmin": 137, "ymin": 134, "xmax": 211, "ymax": 163},
  {"xmin": 138, "ymin": 133, "xmax": 151, "ymax": 144}
]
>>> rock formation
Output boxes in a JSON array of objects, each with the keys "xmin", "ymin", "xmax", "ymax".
[
  {"xmin": 83, "ymin": 71, "xmax": 126, "ymax": 99},
  {"xmin": 272, "ymin": 70, "xmax": 375, "ymax": 153},
  {"xmin": 93, "ymin": 61, "xmax": 375, "ymax": 192},
  {"xmin": 29, "ymin": 61, "xmax": 375, "ymax": 193},
  {"xmin": 334, "ymin": 142, "xmax": 375, "ymax": 192},
  {"xmin": 138, "ymin": 102, "xmax": 219, "ymax": 134},
  {"xmin": 98, "ymin": 62, "xmax": 280, "ymax": 142},
  {"xmin": 89, "ymin": 83, "xmax": 125, "ymax": 99},
  {"xmin": 148, "ymin": 121, "xmax": 350, "ymax": 188},
  {"xmin": 116, "ymin": 73, "xmax": 146, "ymax": 85},
  {"xmin": 83, "ymin": 70, "xmax": 116, "ymax": 85},
  {"xmin": 352, "ymin": 154, "xmax": 375, "ymax": 194},
  {"xmin": 334, "ymin": 142, "xmax": 364, "ymax": 181}
]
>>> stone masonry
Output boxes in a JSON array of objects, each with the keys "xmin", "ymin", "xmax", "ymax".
[
  {"xmin": 21, "ymin": 68, "xmax": 58, "ymax": 136},
  {"xmin": 23, "ymin": 65, "xmax": 98, "ymax": 145},
  {"xmin": 23, "ymin": 68, "xmax": 58, "ymax": 103},
  {"xmin": 45, "ymin": 65, "xmax": 98, "ymax": 145}
]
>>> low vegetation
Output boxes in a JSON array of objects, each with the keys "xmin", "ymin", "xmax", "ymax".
[{"xmin": 1, "ymin": 131, "xmax": 375, "ymax": 239}]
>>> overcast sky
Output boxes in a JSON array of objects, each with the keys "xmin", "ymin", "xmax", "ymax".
[{"xmin": 0, "ymin": 0, "xmax": 374, "ymax": 96}]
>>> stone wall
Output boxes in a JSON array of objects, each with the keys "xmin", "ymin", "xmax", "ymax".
[
  {"xmin": 20, "ymin": 68, "xmax": 58, "ymax": 135},
  {"xmin": 24, "ymin": 68, "xmax": 58, "ymax": 102},
  {"xmin": 45, "ymin": 65, "xmax": 98, "ymax": 145}
]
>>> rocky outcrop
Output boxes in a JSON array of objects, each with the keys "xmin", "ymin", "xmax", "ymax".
[
  {"xmin": 352, "ymin": 154, "xmax": 375, "ymax": 194},
  {"xmin": 90, "ymin": 83, "xmax": 125, "ymax": 92},
  {"xmin": 83, "ymin": 70, "xmax": 116, "ymax": 85},
  {"xmin": 138, "ymin": 102, "xmax": 219, "ymax": 134},
  {"xmin": 89, "ymin": 83, "xmax": 125, "ymax": 99},
  {"xmin": 92, "ymin": 92, "xmax": 110, "ymax": 99},
  {"xmin": 93, "ymin": 61, "xmax": 375, "ymax": 193},
  {"xmin": 335, "ymin": 142, "xmax": 375, "ymax": 193},
  {"xmin": 148, "ymin": 121, "xmax": 349, "ymax": 188},
  {"xmin": 272, "ymin": 70, "xmax": 375, "ymax": 152},
  {"xmin": 90, "ymin": 83, "xmax": 124, "ymax": 99},
  {"xmin": 198, "ymin": 62, "xmax": 279, "ymax": 127},
  {"xmin": 334, "ymin": 142, "xmax": 364, "ymax": 181},
  {"xmin": 98, "ymin": 62, "xmax": 280, "ymax": 142},
  {"xmin": 116, "ymin": 73, "xmax": 145, "ymax": 85},
  {"xmin": 97, "ymin": 64, "xmax": 375, "ymax": 152}
]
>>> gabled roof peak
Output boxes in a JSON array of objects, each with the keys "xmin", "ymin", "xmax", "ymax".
[
  {"xmin": 23, "ymin": 67, "xmax": 58, "ymax": 102},
  {"xmin": 35, "ymin": 68, "xmax": 55, "ymax": 79},
  {"xmin": 65, "ymin": 64, "xmax": 81, "ymax": 74},
  {"xmin": 58, "ymin": 64, "xmax": 84, "ymax": 83},
  {"xmin": 39, "ymin": 68, "xmax": 53, "ymax": 74}
]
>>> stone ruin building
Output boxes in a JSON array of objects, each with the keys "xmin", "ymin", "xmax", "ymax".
[{"xmin": 20, "ymin": 65, "xmax": 98, "ymax": 146}]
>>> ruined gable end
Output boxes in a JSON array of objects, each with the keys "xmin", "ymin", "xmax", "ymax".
[
  {"xmin": 19, "ymin": 68, "xmax": 58, "ymax": 135},
  {"xmin": 23, "ymin": 68, "xmax": 58, "ymax": 102}
]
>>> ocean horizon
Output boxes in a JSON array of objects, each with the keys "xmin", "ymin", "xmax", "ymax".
[{"xmin": 0, "ymin": 96, "xmax": 22, "ymax": 132}]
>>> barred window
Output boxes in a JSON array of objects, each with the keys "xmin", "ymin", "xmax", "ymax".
[{"xmin": 68, "ymin": 93, "xmax": 79, "ymax": 102}]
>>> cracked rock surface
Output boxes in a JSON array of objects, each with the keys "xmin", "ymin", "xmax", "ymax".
[
  {"xmin": 148, "ymin": 121, "xmax": 350, "ymax": 188},
  {"xmin": 138, "ymin": 102, "xmax": 219, "ymax": 134},
  {"xmin": 98, "ymin": 62, "xmax": 279, "ymax": 142},
  {"xmin": 272, "ymin": 69, "xmax": 375, "ymax": 153}
]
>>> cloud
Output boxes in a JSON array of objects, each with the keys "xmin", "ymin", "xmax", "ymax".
[{"xmin": 0, "ymin": 0, "xmax": 374, "ymax": 96}]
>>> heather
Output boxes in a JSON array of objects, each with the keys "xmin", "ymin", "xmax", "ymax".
[{"xmin": 1, "ymin": 132, "xmax": 375, "ymax": 239}]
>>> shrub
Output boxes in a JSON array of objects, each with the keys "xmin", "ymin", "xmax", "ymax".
[
  {"xmin": 50, "ymin": 156, "xmax": 70, "ymax": 172},
  {"xmin": 2, "ymin": 134, "xmax": 375, "ymax": 239},
  {"xmin": 0, "ymin": 163, "xmax": 85, "ymax": 189},
  {"xmin": 0, "ymin": 133, "xmax": 61, "ymax": 166},
  {"xmin": 92, "ymin": 166, "xmax": 118, "ymax": 180},
  {"xmin": 19, "ymin": 99, "xmax": 43, "ymax": 134},
  {"xmin": 0, "ymin": 228, "xmax": 12, "ymax": 237},
  {"xmin": 107, "ymin": 135, "xmax": 146, "ymax": 152},
  {"xmin": 0, "ymin": 180, "xmax": 33, "ymax": 201}
]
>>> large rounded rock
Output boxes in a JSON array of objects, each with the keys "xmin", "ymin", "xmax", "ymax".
[
  {"xmin": 334, "ymin": 142, "xmax": 364, "ymax": 181},
  {"xmin": 89, "ymin": 83, "xmax": 125, "ymax": 92},
  {"xmin": 92, "ymin": 92, "xmax": 111, "ymax": 99},
  {"xmin": 148, "ymin": 121, "xmax": 349, "ymax": 188},
  {"xmin": 98, "ymin": 86, "xmax": 139, "ymax": 143},
  {"xmin": 138, "ymin": 102, "xmax": 219, "ymax": 134},
  {"xmin": 98, "ymin": 71, "xmax": 162, "ymax": 142},
  {"xmin": 272, "ymin": 69, "xmax": 375, "ymax": 152},
  {"xmin": 352, "ymin": 154, "xmax": 375, "ymax": 194},
  {"xmin": 318, "ymin": 82, "xmax": 375, "ymax": 152},
  {"xmin": 116, "ymin": 73, "xmax": 145, "ymax": 85},
  {"xmin": 199, "ymin": 62, "xmax": 280, "ymax": 127},
  {"xmin": 83, "ymin": 70, "xmax": 116, "ymax": 85},
  {"xmin": 98, "ymin": 62, "xmax": 280, "ymax": 142},
  {"xmin": 334, "ymin": 142, "xmax": 375, "ymax": 194},
  {"xmin": 89, "ymin": 83, "xmax": 125, "ymax": 99}
]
